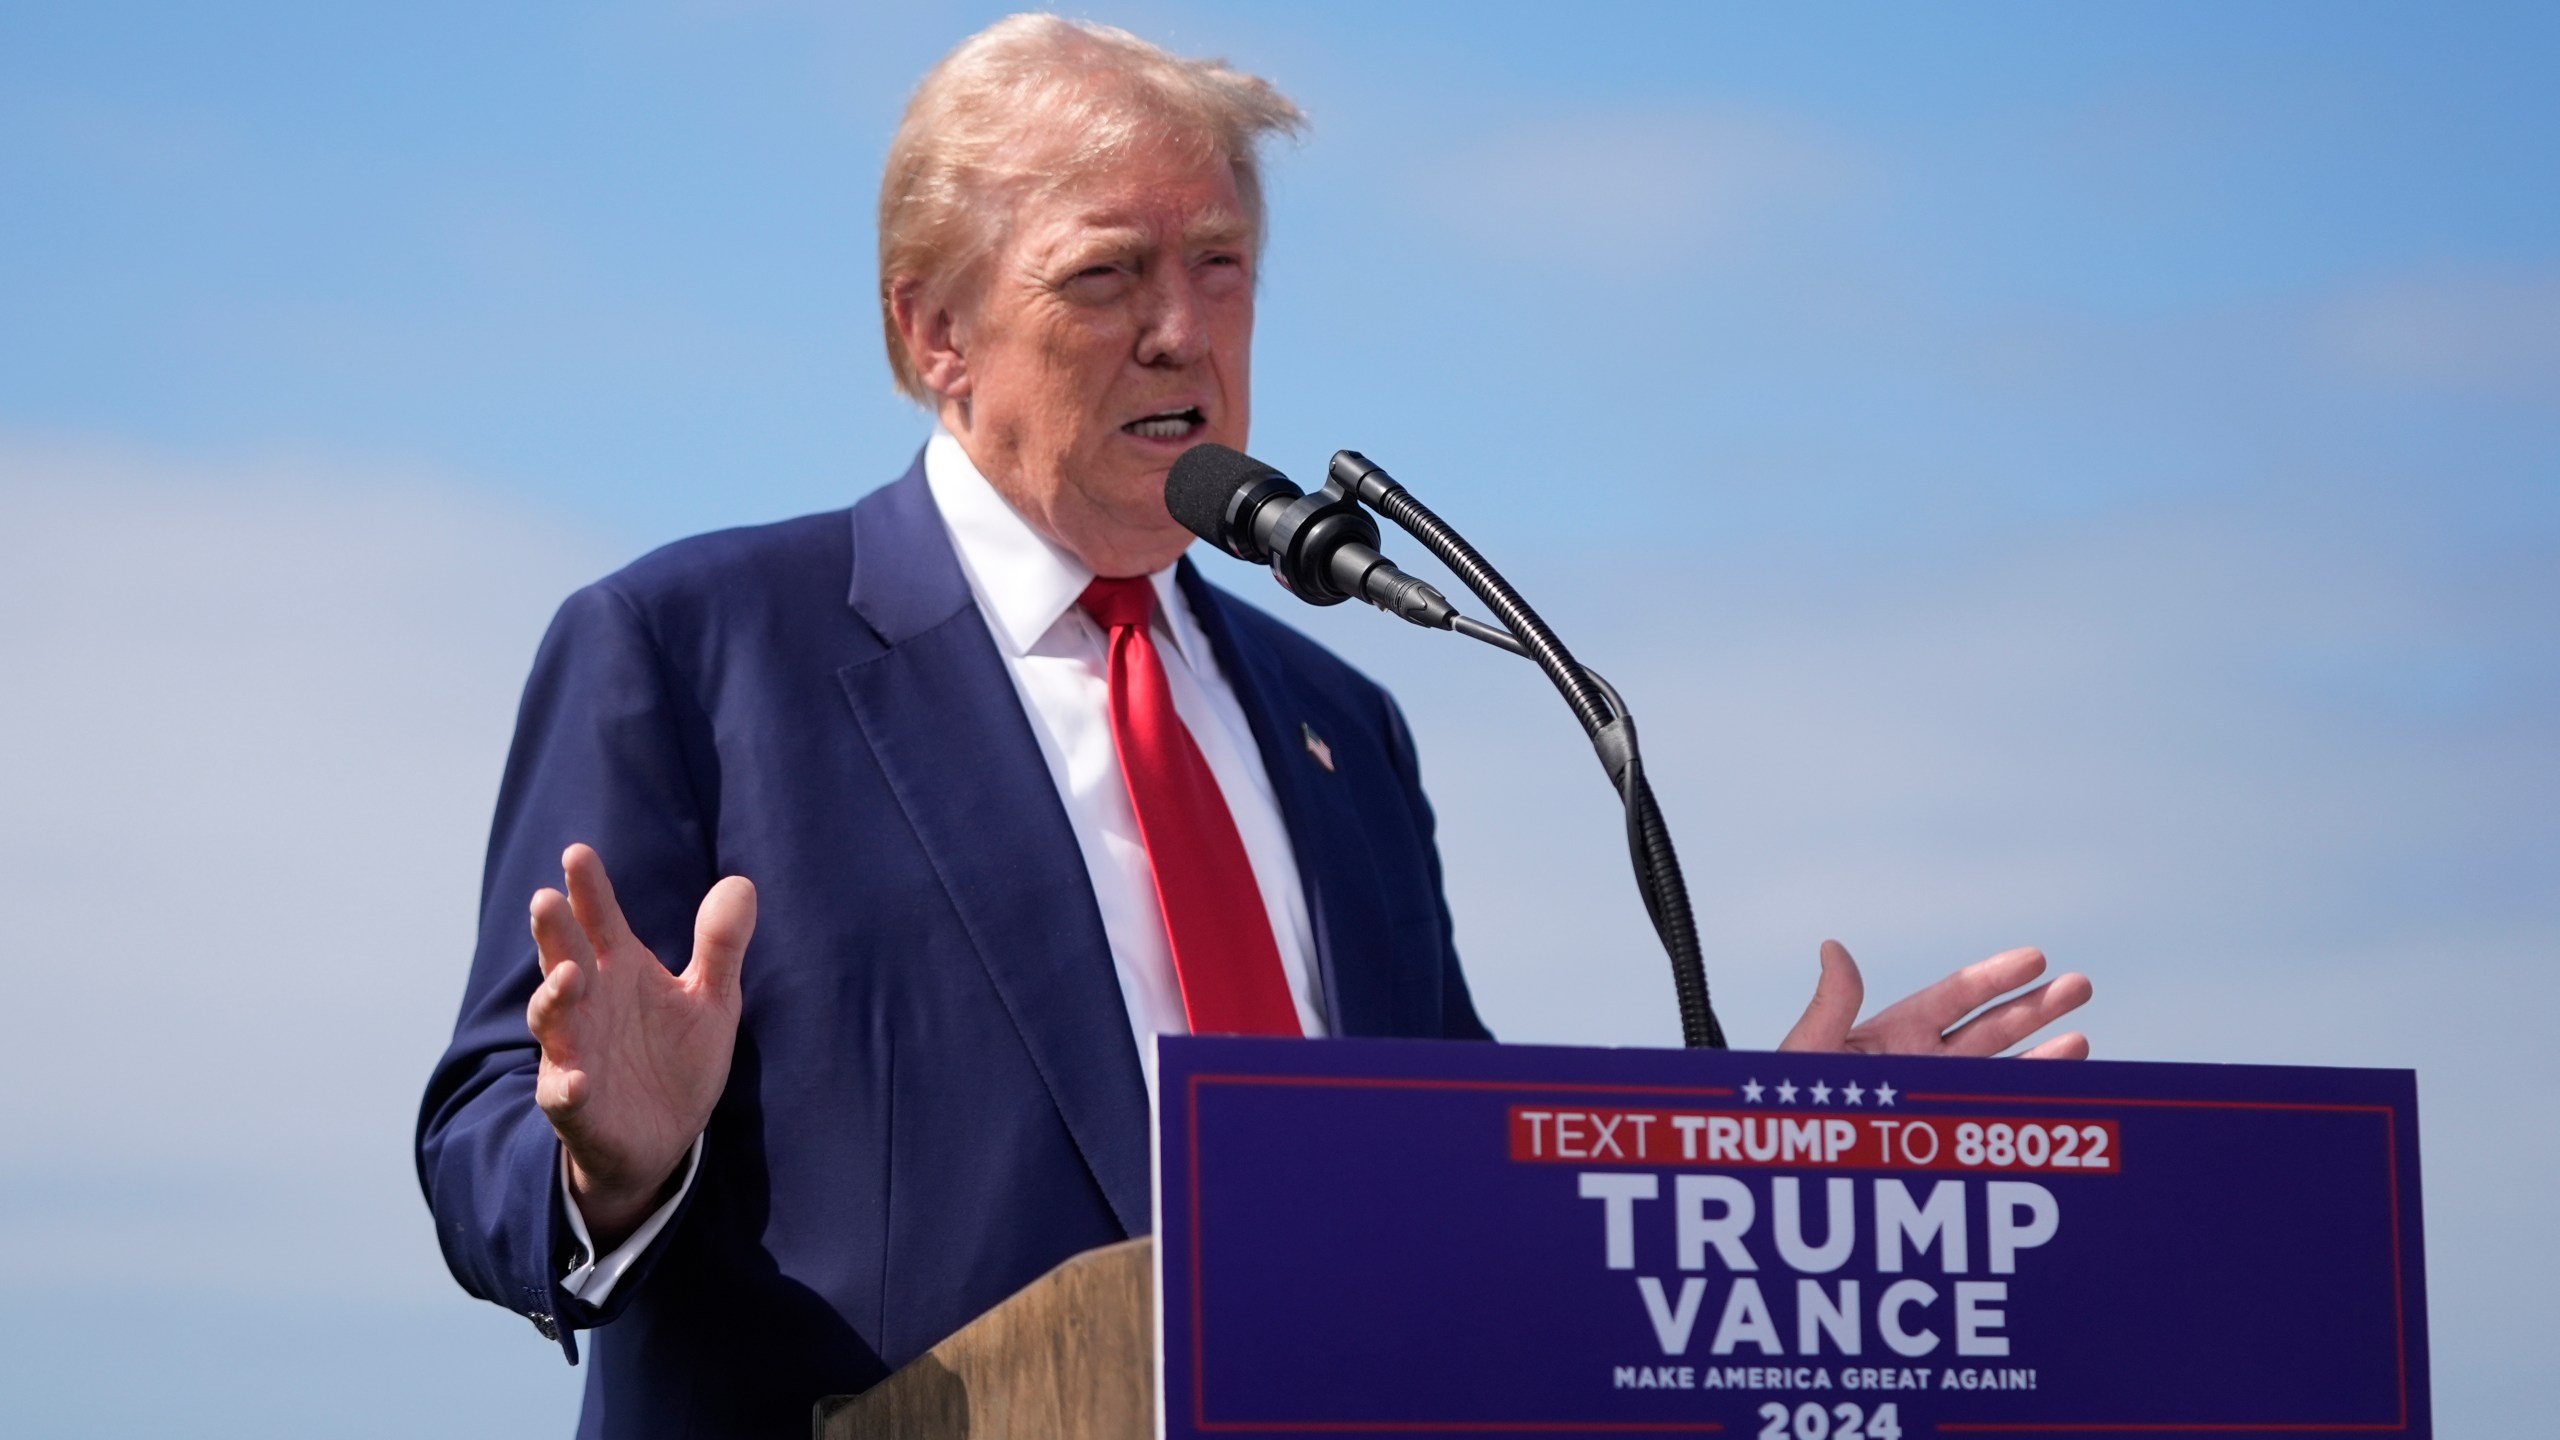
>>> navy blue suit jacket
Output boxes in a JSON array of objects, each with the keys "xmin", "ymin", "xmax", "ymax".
[{"xmin": 416, "ymin": 459, "xmax": 1489, "ymax": 1438}]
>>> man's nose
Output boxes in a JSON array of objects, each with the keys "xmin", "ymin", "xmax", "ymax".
[{"xmin": 1134, "ymin": 269, "xmax": 1211, "ymax": 368}]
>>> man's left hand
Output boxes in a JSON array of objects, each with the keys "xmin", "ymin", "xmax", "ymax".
[{"xmin": 1779, "ymin": 940, "xmax": 2092, "ymax": 1059}]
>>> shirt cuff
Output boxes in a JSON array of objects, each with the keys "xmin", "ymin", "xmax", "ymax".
[{"xmin": 558, "ymin": 1135, "xmax": 704, "ymax": 1307}]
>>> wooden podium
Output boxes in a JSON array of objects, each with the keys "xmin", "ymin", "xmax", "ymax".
[{"xmin": 813, "ymin": 1237, "xmax": 1154, "ymax": 1440}]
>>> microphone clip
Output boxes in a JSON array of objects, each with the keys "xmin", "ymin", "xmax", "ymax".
[{"xmin": 1258, "ymin": 473, "xmax": 1380, "ymax": 608}]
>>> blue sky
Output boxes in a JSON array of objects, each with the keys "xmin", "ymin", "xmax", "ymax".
[{"xmin": 3, "ymin": 3, "xmax": 2553, "ymax": 1435}]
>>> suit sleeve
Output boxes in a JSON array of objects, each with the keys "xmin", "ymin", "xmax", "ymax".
[
  {"xmin": 413, "ymin": 580, "xmax": 723, "ymax": 1360},
  {"xmin": 1376, "ymin": 690, "xmax": 1494, "ymax": 1042}
]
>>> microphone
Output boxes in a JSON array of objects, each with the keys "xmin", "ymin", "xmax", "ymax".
[
  {"xmin": 1166, "ymin": 443, "xmax": 1459, "ymax": 630},
  {"xmin": 1176, "ymin": 440, "xmax": 1729, "ymax": 1051}
]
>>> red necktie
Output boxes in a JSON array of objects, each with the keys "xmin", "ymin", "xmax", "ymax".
[{"xmin": 1079, "ymin": 576, "xmax": 1302, "ymax": 1037}]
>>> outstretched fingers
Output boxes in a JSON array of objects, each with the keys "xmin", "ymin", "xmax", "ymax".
[
  {"xmin": 526, "ymin": 940, "xmax": 584, "ymax": 1029},
  {"xmin": 527, "ymin": 954, "xmax": 591, "ymax": 1116},
  {"xmin": 1940, "ymin": 971, "xmax": 2095, "ymax": 1057},
  {"xmin": 529, "ymin": 878, "xmax": 601, "ymax": 1114},
  {"xmin": 2021, "ymin": 1031, "xmax": 2092, "ymax": 1060},
  {"xmin": 529, "ymin": 885, "xmax": 595, "ymax": 978},
  {"xmin": 1870, "ymin": 946, "xmax": 2050, "ymax": 1036},
  {"xmin": 561, "ymin": 843, "xmax": 636, "ymax": 963},
  {"xmin": 528, "ymin": 888, "xmax": 593, "ymax": 1057}
]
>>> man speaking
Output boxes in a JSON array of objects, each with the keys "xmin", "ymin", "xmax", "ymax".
[{"xmin": 417, "ymin": 15, "xmax": 2091, "ymax": 1438}]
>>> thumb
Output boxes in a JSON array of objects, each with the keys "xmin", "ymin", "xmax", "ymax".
[
  {"xmin": 1779, "ymin": 940, "xmax": 1865, "ymax": 1052},
  {"xmin": 686, "ymin": 875, "xmax": 758, "ymax": 1003}
]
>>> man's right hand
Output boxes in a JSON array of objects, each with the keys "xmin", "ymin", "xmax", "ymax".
[{"xmin": 526, "ymin": 844, "xmax": 757, "ymax": 1250}]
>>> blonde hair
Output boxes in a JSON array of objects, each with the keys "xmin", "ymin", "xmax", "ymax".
[{"xmin": 877, "ymin": 14, "xmax": 1305, "ymax": 401}]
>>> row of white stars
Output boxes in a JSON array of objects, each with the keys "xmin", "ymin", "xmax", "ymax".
[{"xmin": 1738, "ymin": 1078, "xmax": 1898, "ymax": 1107}]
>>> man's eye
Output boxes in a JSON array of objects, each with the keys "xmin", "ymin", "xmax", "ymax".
[{"xmin": 1061, "ymin": 264, "xmax": 1131, "ymax": 300}]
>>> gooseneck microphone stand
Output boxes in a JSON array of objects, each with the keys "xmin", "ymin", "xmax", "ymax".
[{"xmin": 1326, "ymin": 451, "xmax": 1729, "ymax": 1051}]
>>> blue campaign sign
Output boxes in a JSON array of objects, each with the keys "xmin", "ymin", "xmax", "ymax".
[{"xmin": 1154, "ymin": 1036, "xmax": 2427, "ymax": 1438}]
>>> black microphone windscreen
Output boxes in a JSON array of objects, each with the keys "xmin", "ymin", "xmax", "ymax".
[{"xmin": 1166, "ymin": 443, "xmax": 1290, "ymax": 547}]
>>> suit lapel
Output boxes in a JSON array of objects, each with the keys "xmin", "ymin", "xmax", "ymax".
[
  {"xmin": 1178, "ymin": 563, "xmax": 1403, "ymax": 1039},
  {"xmin": 836, "ymin": 463, "xmax": 1152, "ymax": 1235}
]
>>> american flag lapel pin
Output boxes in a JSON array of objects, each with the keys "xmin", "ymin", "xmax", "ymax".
[{"xmin": 1300, "ymin": 721, "xmax": 1335, "ymax": 772}]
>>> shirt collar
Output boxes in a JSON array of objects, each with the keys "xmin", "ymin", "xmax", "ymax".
[{"xmin": 922, "ymin": 429, "xmax": 1205, "ymax": 666}]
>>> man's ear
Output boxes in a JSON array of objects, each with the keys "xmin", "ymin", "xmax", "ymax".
[{"xmin": 888, "ymin": 278, "xmax": 971, "ymax": 400}]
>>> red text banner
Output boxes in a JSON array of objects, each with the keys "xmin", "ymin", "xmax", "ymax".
[{"xmin": 1508, "ymin": 1106, "xmax": 2123, "ymax": 1175}]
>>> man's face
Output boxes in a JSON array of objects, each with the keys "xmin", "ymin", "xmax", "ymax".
[{"xmin": 936, "ymin": 138, "xmax": 1256, "ymax": 576}]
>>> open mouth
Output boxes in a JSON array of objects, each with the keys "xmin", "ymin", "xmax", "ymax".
[{"xmin": 1122, "ymin": 406, "xmax": 1205, "ymax": 441}]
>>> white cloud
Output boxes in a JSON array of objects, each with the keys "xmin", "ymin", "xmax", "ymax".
[
  {"xmin": 2312, "ymin": 267, "xmax": 2560, "ymax": 404},
  {"xmin": 0, "ymin": 435, "xmax": 611, "ymax": 1302},
  {"xmin": 1413, "ymin": 105, "xmax": 1868, "ymax": 267}
]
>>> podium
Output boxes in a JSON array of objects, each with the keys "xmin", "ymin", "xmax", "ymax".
[
  {"xmin": 814, "ymin": 1238, "xmax": 1154, "ymax": 1440},
  {"xmin": 820, "ymin": 1035, "xmax": 2431, "ymax": 1439}
]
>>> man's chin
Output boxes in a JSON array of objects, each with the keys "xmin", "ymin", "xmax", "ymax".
[{"xmin": 1083, "ymin": 509, "xmax": 1199, "ymax": 576}]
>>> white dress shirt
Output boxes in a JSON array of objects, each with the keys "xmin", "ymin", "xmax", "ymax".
[{"xmin": 562, "ymin": 433, "xmax": 1326, "ymax": 1305}]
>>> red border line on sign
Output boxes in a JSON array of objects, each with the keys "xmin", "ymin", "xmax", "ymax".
[
  {"xmin": 1906, "ymin": 1092, "xmax": 2386, "ymax": 1114},
  {"xmin": 1187, "ymin": 1414, "xmax": 1730, "ymax": 1424},
  {"xmin": 1909, "ymin": 1093, "xmax": 2410, "ymax": 1435},
  {"xmin": 1204, "ymin": 1074, "xmax": 1739, "ymax": 1097},
  {"xmin": 1184, "ymin": 1072, "xmax": 1726, "ymax": 1434},
  {"xmin": 1925, "ymin": 1414, "xmax": 2406, "ymax": 1424},
  {"xmin": 1189, "ymin": 1076, "xmax": 1208, "ymax": 1437},
  {"xmin": 2386, "ymin": 1107, "xmax": 2407, "ymax": 1431}
]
